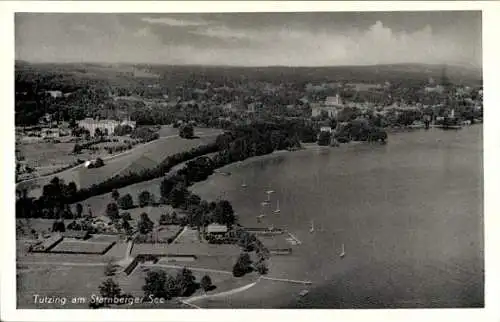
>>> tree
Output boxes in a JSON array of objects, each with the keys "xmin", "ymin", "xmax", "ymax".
[
  {"xmin": 118, "ymin": 194, "xmax": 134, "ymax": 210},
  {"xmin": 179, "ymin": 124, "xmax": 194, "ymax": 139},
  {"xmin": 95, "ymin": 128, "xmax": 103, "ymax": 137},
  {"xmin": 122, "ymin": 212, "xmax": 132, "ymax": 221},
  {"xmin": 114, "ymin": 124, "xmax": 133, "ymax": 136},
  {"xmin": 94, "ymin": 157, "xmax": 104, "ymax": 168},
  {"xmin": 121, "ymin": 218, "xmax": 132, "ymax": 234},
  {"xmin": 160, "ymin": 178, "xmax": 175, "ymax": 201},
  {"xmin": 75, "ymin": 203, "xmax": 83, "ymax": 218},
  {"xmin": 105, "ymin": 261, "xmax": 118, "ymax": 276},
  {"xmin": 106, "ymin": 203, "xmax": 119, "ymax": 220},
  {"xmin": 232, "ymin": 252, "xmax": 253, "ymax": 277},
  {"xmin": 167, "ymin": 183, "xmax": 189, "ymax": 208},
  {"xmin": 138, "ymin": 190, "xmax": 152, "ymax": 207},
  {"xmin": 213, "ymin": 200, "xmax": 235, "ymax": 227},
  {"xmin": 111, "ymin": 189, "xmax": 120, "ymax": 201},
  {"xmin": 142, "ymin": 270, "xmax": 176, "ymax": 300},
  {"xmin": 98, "ymin": 278, "xmax": 121, "ymax": 300},
  {"xmin": 175, "ymin": 267, "xmax": 197, "ymax": 297},
  {"xmin": 317, "ymin": 131, "xmax": 331, "ymax": 146},
  {"xmin": 138, "ymin": 212, "xmax": 154, "ymax": 234},
  {"xmin": 52, "ymin": 220, "xmax": 66, "ymax": 232},
  {"xmin": 200, "ymin": 275, "xmax": 213, "ymax": 292},
  {"xmin": 255, "ymin": 260, "xmax": 269, "ymax": 275}
]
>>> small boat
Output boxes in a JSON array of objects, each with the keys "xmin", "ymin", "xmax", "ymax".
[
  {"xmin": 241, "ymin": 182, "xmax": 247, "ymax": 188},
  {"xmin": 256, "ymin": 214, "xmax": 265, "ymax": 219},
  {"xmin": 299, "ymin": 290, "xmax": 309, "ymax": 297},
  {"xmin": 339, "ymin": 243, "xmax": 346, "ymax": 258},
  {"xmin": 261, "ymin": 201, "xmax": 269, "ymax": 206},
  {"xmin": 273, "ymin": 200, "xmax": 281, "ymax": 214},
  {"xmin": 266, "ymin": 190, "xmax": 275, "ymax": 194},
  {"xmin": 264, "ymin": 193, "xmax": 271, "ymax": 203},
  {"xmin": 309, "ymin": 220, "xmax": 315, "ymax": 233}
]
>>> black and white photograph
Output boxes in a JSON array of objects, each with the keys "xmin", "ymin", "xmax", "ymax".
[{"xmin": 2, "ymin": 1, "xmax": 497, "ymax": 320}]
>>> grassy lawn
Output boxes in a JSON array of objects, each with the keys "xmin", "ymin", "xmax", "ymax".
[
  {"xmin": 16, "ymin": 265, "xmax": 108, "ymax": 309},
  {"xmin": 17, "ymin": 142, "xmax": 75, "ymax": 168},
  {"xmin": 103, "ymin": 242, "xmax": 128, "ymax": 259},
  {"xmin": 172, "ymin": 227, "xmax": 199, "ymax": 244},
  {"xmin": 16, "ymin": 218, "xmax": 74, "ymax": 238},
  {"xmin": 125, "ymin": 265, "xmax": 255, "ymax": 300},
  {"xmin": 156, "ymin": 225, "xmax": 183, "ymax": 241}
]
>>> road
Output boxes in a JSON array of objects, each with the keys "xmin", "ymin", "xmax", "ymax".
[{"xmin": 17, "ymin": 134, "xmax": 179, "ymax": 186}]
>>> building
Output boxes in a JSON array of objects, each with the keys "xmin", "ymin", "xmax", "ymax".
[
  {"xmin": 46, "ymin": 90, "xmax": 63, "ymax": 98},
  {"xmin": 206, "ymin": 224, "xmax": 228, "ymax": 235},
  {"xmin": 311, "ymin": 94, "xmax": 344, "ymax": 118},
  {"xmin": 324, "ymin": 94, "xmax": 343, "ymax": 107},
  {"xmin": 320, "ymin": 126, "xmax": 332, "ymax": 133},
  {"xmin": 247, "ymin": 103, "xmax": 256, "ymax": 113},
  {"xmin": 424, "ymin": 85, "xmax": 445, "ymax": 93},
  {"xmin": 41, "ymin": 128, "xmax": 60, "ymax": 139},
  {"xmin": 77, "ymin": 118, "xmax": 136, "ymax": 137}
]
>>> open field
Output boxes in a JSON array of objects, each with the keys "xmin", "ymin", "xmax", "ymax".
[
  {"xmin": 172, "ymin": 227, "xmax": 199, "ymax": 244},
  {"xmin": 156, "ymin": 225, "xmax": 183, "ymax": 241},
  {"xmin": 17, "ymin": 128, "xmax": 221, "ymax": 199},
  {"xmin": 50, "ymin": 240, "xmax": 114, "ymax": 254},
  {"xmin": 16, "ymin": 265, "xmax": 107, "ymax": 309},
  {"xmin": 17, "ymin": 141, "xmax": 75, "ymax": 167},
  {"xmin": 194, "ymin": 277, "xmax": 306, "ymax": 308},
  {"xmin": 104, "ymin": 242, "xmax": 129, "ymax": 259},
  {"xmin": 123, "ymin": 264, "xmax": 257, "ymax": 300},
  {"xmin": 16, "ymin": 219, "xmax": 73, "ymax": 238},
  {"xmin": 130, "ymin": 243, "xmax": 240, "ymax": 257}
]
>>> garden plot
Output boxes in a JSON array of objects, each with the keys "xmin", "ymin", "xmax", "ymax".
[{"xmin": 50, "ymin": 239, "xmax": 115, "ymax": 254}]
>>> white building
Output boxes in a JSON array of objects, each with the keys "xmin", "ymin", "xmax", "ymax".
[
  {"xmin": 311, "ymin": 94, "xmax": 344, "ymax": 118},
  {"xmin": 77, "ymin": 118, "xmax": 136, "ymax": 137}
]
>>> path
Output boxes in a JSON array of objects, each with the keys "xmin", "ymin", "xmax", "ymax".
[
  {"xmin": 286, "ymin": 231, "xmax": 302, "ymax": 245},
  {"xmin": 141, "ymin": 263, "xmax": 233, "ymax": 276},
  {"xmin": 17, "ymin": 261, "xmax": 108, "ymax": 267},
  {"xmin": 171, "ymin": 226, "xmax": 188, "ymax": 244},
  {"xmin": 184, "ymin": 277, "xmax": 261, "ymax": 304},
  {"xmin": 261, "ymin": 276, "xmax": 312, "ymax": 285},
  {"xmin": 178, "ymin": 300, "xmax": 202, "ymax": 309},
  {"xmin": 16, "ymin": 131, "xmax": 218, "ymax": 186}
]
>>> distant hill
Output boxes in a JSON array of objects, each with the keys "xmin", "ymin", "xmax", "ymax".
[{"xmin": 15, "ymin": 61, "xmax": 482, "ymax": 87}]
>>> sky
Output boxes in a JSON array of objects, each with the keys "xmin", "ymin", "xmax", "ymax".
[{"xmin": 15, "ymin": 12, "xmax": 482, "ymax": 68}]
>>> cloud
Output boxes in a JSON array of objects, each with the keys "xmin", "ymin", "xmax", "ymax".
[
  {"xmin": 190, "ymin": 26, "xmax": 251, "ymax": 40},
  {"xmin": 141, "ymin": 16, "xmax": 207, "ymax": 27},
  {"xmin": 15, "ymin": 14, "xmax": 481, "ymax": 68}
]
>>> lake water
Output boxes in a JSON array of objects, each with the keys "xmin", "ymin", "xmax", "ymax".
[{"xmin": 191, "ymin": 125, "xmax": 484, "ymax": 308}]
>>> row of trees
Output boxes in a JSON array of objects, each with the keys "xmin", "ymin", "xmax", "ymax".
[{"xmin": 17, "ymin": 121, "xmax": 304, "ymax": 221}]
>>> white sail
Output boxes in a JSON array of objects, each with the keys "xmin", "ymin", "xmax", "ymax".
[
  {"xmin": 273, "ymin": 200, "xmax": 281, "ymax": 213},
  {"xmin": 339, "ymin": 243, "xmax": 346, "ymax": 258}
]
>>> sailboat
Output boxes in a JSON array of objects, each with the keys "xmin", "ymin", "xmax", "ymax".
[
  {"xmin": 273, "ymin": 200, "xmax": 281, "ymax": 214},
  {"xmin": 262, "ymin": 192, "xmax": 271, "ymax": 205},
  {"xmin": 339, "ymin": 243, "xmax": 346, "ymax": 258},
  {"xmin": 309, "ymin": 220, "xmax": 315, "ymax": 233}
]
